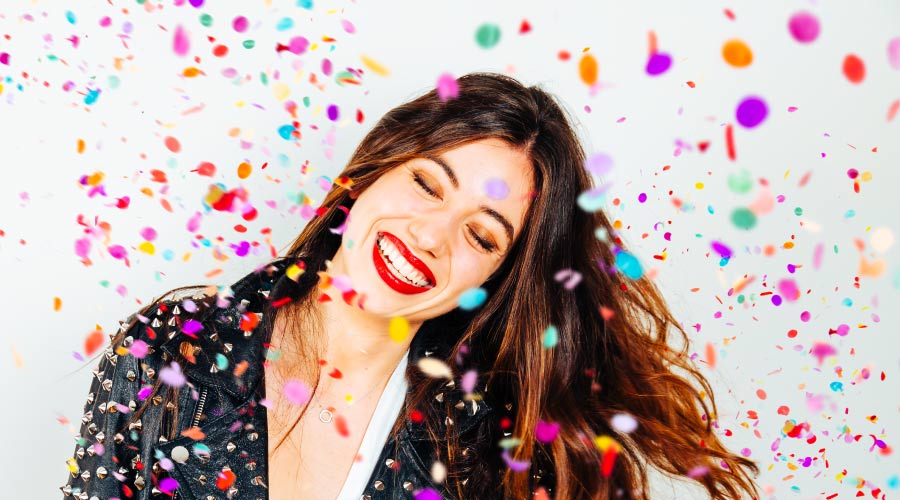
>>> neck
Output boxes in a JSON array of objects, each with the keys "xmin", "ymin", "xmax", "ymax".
[{"xmin": 314, "ymin": 281, "xmax": 420, "ymax": 387}]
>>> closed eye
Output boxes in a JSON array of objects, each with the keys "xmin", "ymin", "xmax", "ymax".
[{"xmin": 411, "ymin": 172, "xmax": 498, "ymax": 253}]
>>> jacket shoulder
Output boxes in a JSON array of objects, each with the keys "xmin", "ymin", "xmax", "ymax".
[{"xmin": 61, "ymin": 298, "xmax": 185, "ymax": 499}]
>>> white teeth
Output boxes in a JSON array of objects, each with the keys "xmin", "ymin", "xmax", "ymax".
[{"xmin": 378, "ymin": 235, "xmax": 431, "ymax": 287}]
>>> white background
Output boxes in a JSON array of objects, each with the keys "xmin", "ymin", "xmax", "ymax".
[{"xmin": 1, "ymin": 0, "xmax": 898, "ymax": 498}]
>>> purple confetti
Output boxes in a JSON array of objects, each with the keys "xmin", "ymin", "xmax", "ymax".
[
  {"xmin": 159, "ymin": 362, "xmax": 186, "ymax": 388},
  {"xmin": 736, "ymin": 96, "xmax": 768, "ymax": 128},
  {"xmin": 710, "ymin": 240, "xmax": 733, "ymax": 259},
  {"xmin": 182, "ymin": 319, "xmax": 204, "ymax": 336},
  {"xmin": 646, "ymin": 52, "xmax": 672, "ymax": 76},
  {"xmin": 484, "ymin": 178, "xmax": 509, "ymax": 200}
]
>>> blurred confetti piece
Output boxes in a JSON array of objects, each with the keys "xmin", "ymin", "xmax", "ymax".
[
  {"xmin": 54, "ymin": 297, "xmax": 62, "ymax": 311},
  {"xmin": 646, "ymin": 51, "xmax": 672, "ymax": 76},
  {"xmin": 11, "ymin": 344, "xmax": 24, "ymax": 369},
  {"xmin": 437, "ymin": 73, "xmax": 459, "ymax": 102},
  {"xmin": 500, "ymin": 450, "xmax": 531, "ymax": 471},
  {"xmin": 335, "ymin": 414, "xmax": 350, "ymax": 437},
  {"xmin": 843, "ymin": 54, "xmax": 865, "ymax": 83},
  {"xmin": 389, "ymin": 316, "xmax": 409, "ymax": 343},
  {"xmin": 705, "ymin": 342, "xmax": 716, "ymax": 368},
  {"xmin": 417, "ymin": 357, "xmax": 453, "ymax": 378},
  {"xmin": 870, "ymin": 227, "xmax": 894, "ymax": 253},
  {"xmin": 554, "ymin": 268, "xmax": 583, "ymax": 290},
  {"xmin": 284, "ymin": 379, "xmax": 311, "ymax": 405},
  {"xmin": 535, "ymin": 420, "xmax": 561, "ymax": 443},
  {"xmin": 461, "ymin": 369, "xmax": 478, "ymax": 394},
  {"xmin": 84, "ymin": 330, "xmax": 104, "ymax": 356},
  {"xmin": 736, "ymin": 96, "xmax": 768, "ymax": 128},
  {"xmin": 174, "ymin": 24, "xmax": 190, "ymax": 56},
  {"xmin": 888, "ymin": 37, "xmax": 900, "ymax": 69},
  {"xmin": 722, "ymin": 39, "xmax": 753, "ymax": 67},
  {"xmin": 579, "ymin": 53, "xmax": 598, "ymax": 85},
  {"xmin": 160, "ymin": 362, "xmax": 187, "ymax": 387},
  {"xmin": 361, "ymin": 54, "xmax": 390, "ymax": 76},
  {"xmin": 164, "ymin": 136, "xmax": 181, "ymax": 153},
  {"xmin": 788, "ymin": 11, "xmax": 820, "ymax": 43},
  {"xmin": 610, "ymin": 413, "xmax": 638, "ymax": 433},
  {"xmin": 475, "ymin": 23, "xmax": 501, "ymax": 49},
  {"xmin": 180, "ymin": 426, "xmax": 206, "ymax": 440},
  {"xmin": 810, "ymin": 342, "xmax": 837, "ymax": 365}
]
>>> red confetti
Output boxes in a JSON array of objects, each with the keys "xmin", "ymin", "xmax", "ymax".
[
  {"xmin": 164, "ymin": 136, "xmax": 181, "ymax": 153},
  {"xmin": 519, "ymin": 19, "xmax": 531, "ymax": 34},
  {"xmin": 328, "ymin": 368, "xmax": 343, "ymax": 379},
  {"xmin": 842, "ymin": 54, "xmax": 865, "ymax": 84},
  {"xmin": 216, "ymin": 469, "xmax": 236, "ymax": 490},
  {"xmin": 84, "ymin": 330, "xmax": 104, "ymax": 356},
  {"xmin": 725, "ymin": 123, "xmax": 736, "ymax": 160},
  {"xmin": 335, "ymin": 414, "xmax": 350, "ymax": 437}
]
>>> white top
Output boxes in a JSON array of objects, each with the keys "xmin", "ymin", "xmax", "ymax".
[{"xmin": 335, "ymin": 348, "xmax": 410, "ymax": 500}]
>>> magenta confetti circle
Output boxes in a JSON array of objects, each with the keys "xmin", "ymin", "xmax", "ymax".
[
  {"xmin": 736, "ymin": 96, "xmax": 768, "ymax": 128},
  {"xmin": 788, "ymin": 11, "xmax": 820, "ymax": 43},
  {"xmin": 233, "ymin": 16, "xmax": 249, "ymax": 33},
  {"xmin": 800, "ymin": 310, "xmax": 811, "ymax": 322},
  {"xmin": 189, "ymin": 0, "xmax": 204, "ymax": 6},
  {"xmin": 288, "ymin": 36, "xmax": 309, "ymax": 55},
  {"xmin": 771, "ymin": 294, "xmax": 783, "ymax": 306},
  {"xmin": 646, "ymin": 52, "xmax": 672, "ymax": 76}
]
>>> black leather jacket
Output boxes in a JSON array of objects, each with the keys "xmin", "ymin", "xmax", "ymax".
[{"xmin": 61, "ymin": 258, "xmax": 552, "ymax": 500}]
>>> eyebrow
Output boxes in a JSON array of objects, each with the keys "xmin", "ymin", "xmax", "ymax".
[{"xmin": 422, "ymin": 155, "xmax": 516, "ymax": 248}]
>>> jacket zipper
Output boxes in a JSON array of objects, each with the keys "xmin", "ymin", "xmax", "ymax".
[{"xmin": 173, "ymin": 385, "xmax": 209, "ymax": 500}]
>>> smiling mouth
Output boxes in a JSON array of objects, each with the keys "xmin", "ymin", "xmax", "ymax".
[{"xmin": 376, "ymin": 234, "xmax": 434, "ymax": 288}]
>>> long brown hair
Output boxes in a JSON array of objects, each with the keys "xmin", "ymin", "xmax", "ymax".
[{"xmin": 104, "ymin": 72, "xmax": 759, "ymax": 499}]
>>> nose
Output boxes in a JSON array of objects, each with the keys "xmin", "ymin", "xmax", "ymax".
[{"xmin": 408, "ymin": 216, "xmax": 450, "ymax": 259}]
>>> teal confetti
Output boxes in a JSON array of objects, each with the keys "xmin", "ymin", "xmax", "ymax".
[
  {"xmin": 215, "ymin": 353, "xmax": 229, "ymax": 370},
  {"xmin": 844, "ymin": 209, "xmax": 855, "ymax": 218},
  {"xmin": 458, "ymin": 287, "xmax": 487, "ymax": 310},
  {"xmin": 199, "ymin": 13, "xmax": 213, "ymax": 27},
  {"xmin": 84, "ymin": 89, "xmax": 100, "ymax": 105},
  {"xmin": 277, "ymin": 124, "xmax": 296, "ymax": 140},
  {"xmin": 297, "ymin": 0, "xmax": 313, "ymax": 9},
  {"xmin": 65, "ymin": 10, "xmax": 77, "ymax": 24},
  {"xmin": 542, "ymin": 325, "xmax": 558, "ymax": 348},
  {"xmin": 475, "ymin": 23, "xmax": 501, "ymax": 49},
  {"xmin": 577, "ymin": 188, "xmax": 607, "ymax": 212},
  {"xmin": 731, "ymin": 207, "xmax": 757, "ymax": 230},
  {"xmin": 615, "ymin": 251, "xmax": 643, "ymax": 280},
  {"xmin": 276, "ymin": 17, "xmax": 294, "ymax": 31},
  {"xmin": 829, "ymin": 381, "xmax": 843, "ymax": 392},
  {"xmin": 242, "ymin": 40, "xmax": 255, "ymax": 49}
]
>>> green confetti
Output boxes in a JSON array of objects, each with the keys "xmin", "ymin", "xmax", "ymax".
[
  {"xmin": 242, "ymin": 39, "xmax": 256, "ymax": 49},
  {"xmin": 731, "ymin": 207, "xmax": 757, "ymax": 230},
  {"xmin": 794, "ymin": 207, "xmax": 803, "ymax": 216},
  {"xmin": 475, "ymin": 23, "xmax": 501, "ymax": 49},
  {"xmin": 727, "ymin": 168, "xmax": 754, "ymax": 194},
  {"xmin": 542, "ymin": 325, "xmax": 559, "ymax": 348},
  {"xmin": 199, "ymin": 13, "xmax": 213, "ymax": 27}
]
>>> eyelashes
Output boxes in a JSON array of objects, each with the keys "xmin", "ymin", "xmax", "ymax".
[{"xmin": 411, "ymin": 172, "xmax": 497, "ymax": 253}]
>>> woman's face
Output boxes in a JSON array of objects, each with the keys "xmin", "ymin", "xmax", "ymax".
[{"xmin": 327, "ymin": 137, "xmax": 534, "ymax": 323}]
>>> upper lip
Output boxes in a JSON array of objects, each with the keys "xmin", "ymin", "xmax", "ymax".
[{"xmin": 377, "ymin": 231, "xmax": 436, "ymax": 287}]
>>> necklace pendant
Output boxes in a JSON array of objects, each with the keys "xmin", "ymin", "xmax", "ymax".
[{"xmin": 318, "ymin": 408, "xmax": 334, "ymax": 423}]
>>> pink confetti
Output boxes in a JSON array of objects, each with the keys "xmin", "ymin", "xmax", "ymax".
[
  {"xmin": 812, "ymin": 242, "xmax": 824, "ymax": 269},
  {"xmin": 535, "ymin": 420, "xmax": 561, "ymax": 443},
  {"xmin": 888, "ymin": 37, "xmax": 900, "ymax": 70},
  {"xmin": 436, "ymin": 73, "xmax": 459, "ymax": 102},
  {"xmin": 341, "ymin": 19, "xmax": 356, "ymax": 34},
  {"xmin": 160, "ymin": 362, "xmax": 186, "ymax": 387},
  {"xmin": 284, "ymin": 379, "xmax": 311, "ymax": 405},
  {"xmin": 173, "ymin": 24, "xmax": 190, "ymax": 57},
  {"xmin": 137, "ymin": 386, "xmax": 153, "ymax": 400},
  {"xmin": 187, "ymin": 211, "xmax": 202, "ymax": 233},
  {"xmin": 777, "ymin": 278, "xmax": 800, "ymax": 301},
  {"xmin": 810, "ymin": 342, "xmax": 837, "ymax": 365},
  {"xmin": 501, "ymin": 450, "xmax": 531, "ymax": 471},
  {"xmin": 788, "ymin": 11, "xmax": 820, "ymax": 43},
  {"xmin": 108, "ymin": 244, "xmax": 128, "ymax": 260},
  {"xmin": 130, "ymin": 339, "xmax": 149, "ymax": 358},
  {"xmin": 461, "ymin": 369, "xmax": 477, "ymax": 394}
]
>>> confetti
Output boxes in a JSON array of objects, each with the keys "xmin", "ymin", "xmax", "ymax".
[
  {"xmin": 475, "ymin": 23, "xmax": 501, "ymax": 49},
  {"xmin": 283, "ymin": 379, "xmax": 311, "ymax": 405},
  {"xmin": 436, "ymin": 74, "xmax": 459, "ymax": 102},
  {"xmin": 416, "ymin": 358, "xmax": 453, "ymax": 379},
  {"xmin": 736, "ymin": 96, "xmax": 768, "ymax": 128},
  {"xmin": 788, "ymin": 11, "xmax": 820, "ymax": 43},
  {"xmin": 610, "ymin": 413, "xmax": 638, "ymax": 433},
  {"xmin": 535, "ymin": 420, "xmax": 561, "ymax": 443},
  {"xmin": 159, "ymin": 362, "xmax": 187, "ymax": 387},
  {"xmin": 722, "ymin": 39, "xmax": 753, "ymax": 67},
  {"xmin": 842, "ymin": 54, "xmax": 866, "ymax": 83},
  {"xmin": 579, "ymin": 53, "xmax": 599, "ymax": 85},
  {"xmin": 457, "ymin": 287, "xmax": 487, "ymax": 310},
  {"xmin": 888, "ymin": 37, "xmax": 900, "ymax": 69},
  {"xmin": 389, "ymin": 316, "xmax": 409, "ymax": 342},
  {"xmin": 173, "ymin": 24, "xmax": 190, "ymax": 56}
]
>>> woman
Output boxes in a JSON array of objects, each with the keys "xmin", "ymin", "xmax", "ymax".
[{"xmin": 62, "ymin": 72, "xmax": 760, "ymax": 500}]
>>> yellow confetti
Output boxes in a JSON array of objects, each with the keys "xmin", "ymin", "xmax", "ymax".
[
  {"xmin": 360, "ymin": 54, "xmax": 391, "ymax": 76},
  {"xmin": 388, "ymin": 317, "xmax": 409, "ymax": 343},
  {"xmin": 138, "ymin": 241, "xmax": 156, "ymax": 255},
  {"xmin": 286, "ymin": 264, "xmax": 305, "ymax": 282},
  {"xmin": 593, "ymin": 435, "xmax": 621, "ymax": 453},
  {"xmin": 273, "ymin": 82, "xmax": 291, "ymax": 102}
]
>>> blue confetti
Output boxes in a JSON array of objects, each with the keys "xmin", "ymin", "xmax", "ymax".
[
  {"xmin": 458, "ymin": 287, "xmax": 487, "ymax": 310},
  {"xmin": 615, "ymin": 250, "xmax": 644, "ymax": 280}
]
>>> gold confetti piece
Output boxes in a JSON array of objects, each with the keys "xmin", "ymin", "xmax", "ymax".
[
  {"xmin": 361, "ymin": 54, "xmax": 390, "ymax": 76},
  {"xmin": 388, "ymin": 317, "xmax": 409, "ymax": 343}
]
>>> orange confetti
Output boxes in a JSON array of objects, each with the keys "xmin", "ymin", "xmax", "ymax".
[
  {"xmin": 237, "ymin": 162, "xmax": 252, "ymax": 179},
  {"xmin": 579, "ymin": 53, "xmax": 598, "ymax": 85},
  {"xmin": 722, "ymin": 39, "xmax": 753, "ymax": 67},
  {"xmin": 233, "ymin": 360, "xmax": 249, "ymax": 377},
  {"xmin": 704, "ymin": 342, "xmax": 716, "ymax": 368},
  {"xmin": 11, "ymin": 344, "xmax": 24, "ymax": 369},
  {"xmin": 182, "ymin": 67, "xmax": 205, "ymax": 77},
  {"xmin": 53, "ymin": 297, "xmax": 62, "ymax": 311},
  {"xmin": 239, "ymin": 311, "xmax": 259, "ymax": 332},
  {"xmin": 149, "ymin": 169, "xmax": 169, "ymax": 183},
  {"xmin": 160, "ymin": 198, "xmax": 174, "ymax": 213},
  {"xmin": 164, "ymin": 136, "xmax": 181, "ymax": 153},
  {"xmin": 77, "ymin": 139, "xmax": 85, "ymax": 153},
  {"xmin": 180, "ymin": 426, "xmax": 206, "ymax": 440},
  {"xmin": 756, "ymin": 388, "xmax": 767, "ymax": 400}
]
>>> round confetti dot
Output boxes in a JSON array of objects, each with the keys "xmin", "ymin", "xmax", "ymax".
[
  {"xmin": 736, "ymin": 96, "xmax": 768, "ymax": 128},
  {"xmin": 199, "ymin": 13, "xmax": 213, "ymax": 27},
  {"xmin": 484, "ymin": 179, "xmax": 509, "ymax": 200},
  {"xmin": 237, "ymin": 162, "xmax": 252, "ymax": 179},
  {"xmin": 610, "ymin": 413, "xmax": 638, "ymax": 433},
  {"xmin": 756, "ymin": 389, "xmax": 766, "ymax": 400},
  {"xmin": 389, "ymin": 316, "xmax": 409, "ymax": 342},
  {"xmin": 579, "ymin": 53, "xmax": 599, "ymax": 85},
  {"xmin": 787, "ymin": 329, "xmax": 797, "ymax": 338},
  {"xmin": 99, "ymin": 16, "xmax": 111, "ymax": 27},
  {"xmin": 276, "ymin": 17, "xmax": 294, "ymax": 31},
  {"xmin": 232, "ymin": 16, "xmax": 249, "ymax": 33},
  {"xmin": 727, "ymin": 169, "xmax": 753, "ymax": 194},
  {"xmin": 740, "ymin": 447, "xmax": 752, "ymax": 457},
  {"xmin": 284, "ymin": 380, "xmax": 311, "ymax": 405},
  {"xmin": 615, "ymin": 251, "xmax": 643, "ymax": 280},
  {"xmin": 436, "ymin": 72, "xmax": 459, "ymax": 101},
  {"xmin": 288, "ymin": 36, "xmax": 309, "ymax": 54},
  {"xmin": 731, "ymin": 207, "xmax": 757, "ymax": 230},
  {"xmin": 842, "ymin": 54, "xmax": 865, "ymax": 83},
  {"xmin": 458, "ymin": 287, "xmax": 488, "ymax": 310},
  {"xmin": 164, "ymin": 136, "xmax": 181, "ymax": 153},
  {"xmin": 836, "ymin": 324, "xmax": 850, "ymax": 336},
  {"xmin": 646, "ymin": 52, "xmax": 672, "ymax": 76},
  {"xmin": 722, "ymin": 39, "xmax": 753, "ymax": 67},
  {"xmin": 242, "ymin": 40, "xmax": 256, "ymax": 49},
  {"xmin": 171, "ymin": 446, "xmax": 189, "ymax": 463},
  {"xmin": 800, "ymin": 310, "xmax": 811, "ymax": 322},
  {"xmin": 475, "ymin": 23, "xmax": 501, "ymax": 49},
  {"xmin": 327, "ymin": 104, "xmax": 339, "ymax": 121},
  {"xmin": 637, "ymin": 193, "xmax": 647, "ymax": 203},
  {"xmin": 771, "ymin": 294, "xmax": 782, "ymax": 306},
  {"xmin": 888, "ymin": 37, "xmax": 900, "ymax": 69},
  {"xmin": 212, "ymin": 44, "xmax": 228, "ymax": 57},
  {"xmin": 788, "ymin": 11, "xmax": 820, "ymax": 43},
  {"xmin": 584, "ymin": 152, "xmax": 613, "ymax": 176}
]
